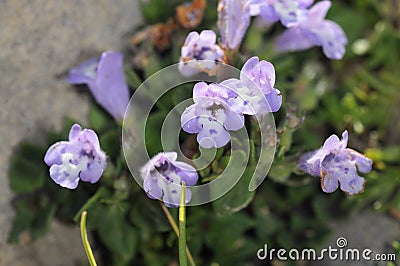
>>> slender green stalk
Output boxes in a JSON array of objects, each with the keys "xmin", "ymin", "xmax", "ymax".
[
  {"xmin": 80, "ymin": 211, "xmax": 98, "ymax": 266},
  {"xmin": 179, "ymin": 182, "xmax": 187, "ymax": 266},
  {"xmin": 74, "ymin": 187, "xmax": 106, "ymax": 222},
  {"xmin": 159, "ymin": 202, "xmax": 197, "ymax": 266}
]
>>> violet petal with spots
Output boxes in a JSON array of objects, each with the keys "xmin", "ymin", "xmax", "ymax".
[
  {"xmin": 179, "ymin": 30, "xmax": 224, "ymax": 76},
  {"xmin": 140, "ymin": 152, "xmax": 198, "ymax": 207},
  {"xmin": 44, "ymin": 124, "xmax": 107, "ymax": 189},
  {"xmin": 275, "ymin": 1, "xmax": 347, "ymax": 60},
  {"xmin": 181, "ymin": 82, "xmax": 245, "ymax": 148},
  {"xmin": 298, "ymin": 130, "xmax": 372, "ymax": 195}
]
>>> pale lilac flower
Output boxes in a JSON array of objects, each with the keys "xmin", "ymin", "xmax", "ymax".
[
  {"xmin": 256, "ymin": 0, "xmax": 312, "ymax": 27},
  {"xmin": 275, "ymin": 1, "xmax": 347, "ymax": 59},
  {"xmin": 67, "ymin": 51, "xmax": 130, "ymax": 121},
  {"xmin": 218, "ymin": 0, "xmax": 260, "ymax": 50},
  {"xmin": 179, "ymin": 30, "xmax": 224, "ymax": 76},
  {"xmin": 181, "ymin": 82, "xmax": 245, "ymax": 148},
  {"xmin": 298, "ymin": 131, "xmax": 372, "ymax": 195},
  {"xmin": 44, "ymin": 124, "xmax": 107, "ymax": 189},
  {"xmin": 140, "ymin": 152, "xmax": 198, "ymax": 207},
  {"xmin": 224, "ymin": 56, "xmax": 282, "ymax": 114}
]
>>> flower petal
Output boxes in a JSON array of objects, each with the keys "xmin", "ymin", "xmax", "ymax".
[
  {"xmin": 44, "ymin": 141, "xmax": 69, "ymax": 166},
  {"xmin": 197, "ymin": 119, "xmax": 230, "ymax": 148},
  {"xmin": 144, "ymin": 174, "xmax": 163, "ymax": 200},
  {"xmin": 275, "ymin": 27, "xmax": 315, "ymax": 52},
  {"xmin": 347, "ymin": 149, "xmax": 372, "ymax": 173},
  {"xmin": 66, "ymin": 57, "xmax": 98, "ymax": 85},
  {"xmin": 79, "ymin": 158, "xmax": 104, "ymax": 183},
  {"xmin": 173, "ymin": 161, "xmax": 199, "ymax": 186},
  {"xmin": 322, "ymin": 154, "xmax": 365, "ymax": 195},
  {"xmin": 49, "ymin": 164, "xmax": 80, "ymax": 190},
  {"xmin": 265, "ymin": 88, "xmax": 282, "ymax": 112},
  {"xmin": 95, "ymin": 51, "xmax": 130, "ymax": 120},
  {"xmin": 181, "ymin": 105, "xmax": 202, "ymax": 134}
]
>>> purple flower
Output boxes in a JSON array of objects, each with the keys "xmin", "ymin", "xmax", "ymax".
[
  {"xmin": 67, "ymin": 51, "xmax": 130, "ymax": 121},
  {"xmin": 275, "ymin": 1, "xmax": 347, "ymax": 59},
  {"xmin": 181, "ymin": 82, "xmax": 245, "ymax": 148},
  {"xmin": 44, "ymin": 124, "xmax": 107, "ymax": 189},
  {"xmin": 140, "ymin": 152, "xmax": 198, "ymax": 207},
  {"xmin": 218, "ymin": 0, "xmax": 260, "ymax": 50},
  {"xmin": 256, "ymin": 0, "xmax": 312, "ymax": 27},
  {"xmin": 179, "ymin": 30, "xmax": 224, "ymax": 76},
  {"xmin": 298, "ymin": 130, "xmax": 372, "ymax": 195},
  {"xmin": 223, "ymin": 56, "xmax": 282, "ymax": 114}
]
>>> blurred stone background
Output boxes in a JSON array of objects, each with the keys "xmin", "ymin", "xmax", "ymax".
[{"xmin": 0, "ymin": 0, "xmax": 141, "ymax": 265}]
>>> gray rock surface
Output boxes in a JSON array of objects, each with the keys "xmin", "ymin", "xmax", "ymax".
[
  {"xmin": 0, "ymin": 0, "xmax": 141, "ymax": 265},
  {"xmin": 310, "ymin": 210, "xmax": 400, "ymax": 266}
]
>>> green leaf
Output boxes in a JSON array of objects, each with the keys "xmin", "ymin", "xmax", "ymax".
[
  {"xmin": 268, "ymin": 160, "xmax": 296, "ymax": 183},
  {"xmin": 97, "ymin": 204, "xmax": 138, "ymax": 263},
  {"xmin": 89, "ymin": 104, "xmax": 113, "ymax": 132},
  {"xmin": 212, "ymin": 151, "xmax": 255, "ymax": 216},
  {"xmin": 9, "ymin": 195, "xmax": 55, "ymax": 243},
  {"xmin": 205, "ymin": 212, "xmax": 256, "ymax": 265},
  {"xmin": 99, "ymin": 128, "xmax": 121, "ymax": 161},
  {"xmin": 9, "ymin": 143, "xmax": 46, "ymax": 194},
  {"xmin": 129, "ymin": 195, "xmax": 170, "ymax": 238},
  {"xmin": 145, "ymin": 111, "xmax": 165, "ymax": 155}
]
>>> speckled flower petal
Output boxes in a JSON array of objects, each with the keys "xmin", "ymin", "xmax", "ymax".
[
  {"xmin": 265, "ymin": 89, "xmax": 282, "ymax": 112},
  {"xmin": 218, "ymin": 0, "xmax": 252, "ymax": 49},
  {"xmin": 322, "ymin": 155, "xmax": 365, "ymax": 195},
  {"xmin": 298, "ymin": 150, "xmax": 321, "ymax": 176},
  {"xmin": 181, "ymin": 105, "xmax": 202, "ymax": 134},
  {"xmin": 197, "ymin": 118, "xmax": 230, "ymax": 148},
  {"xmin": 347, "ymin": 149, "xmax": 373, "ymax": 173},
  {"xmin": 179, "ymin": 30, "xmax": 224, "ymax": 76},
  {"xmin": 240, "ymin": 56, "xmax": 276, "ymax": 96},
  {"xmin": 275, "ymin": 27, "xmax": 315, "ymax": 52},
  {"xmin": 44, "ymin": 141, "xmax": 69, "ymax": 166},
  {"xmin": 162, "ymin": 185, "xmax": 192, "ymax": 208},
  {"xmin": 79, "ymin": 158, "xmax": 104, "ymax": 183},
  {"xmin": 50, "ymin": 164, "xmax": 80, "ymax": 189},
  {"xmin": 44, "ymin": 124, "xmax": 107, "ymax": 189},
  {"xmin": 144, "ymin": 174, "xmax": 163, "ymax": 200},
  {"xmin": 174, "ymin": 161, "xmax": 199, "ymax": 186},
  {"xmin": 193, "ymin": 82, "xmax": 229, "ymax": 102},
  {"xmin": 222, "ymin": 109, "xmax": 245, "ymax": 131}
]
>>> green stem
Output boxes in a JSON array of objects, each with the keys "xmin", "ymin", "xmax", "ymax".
[
  {"xmin": 80, "ymin": 211, "xmax": 98, "ymax": 266},
  {"xmin": 74, "ymin": 187, "xmax": 106, "ymax": 222},
  {"xmin": 179, "ymin": 182, "xmax": 187, "ymax": 266},
  {"xmin": 159, "ymin": 202, "xmax": 197, "ymax": 266}
]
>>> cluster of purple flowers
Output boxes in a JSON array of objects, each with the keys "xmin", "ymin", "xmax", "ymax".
[
  {"xmin": 181, "ymin": 56, "xmax": 282, "ymax": 148},
  {"xmin": 42, "ymin": 1, "xmax": 370, "ymax": 208},
  {"xmin": 179, "ymin": 1, "xmax": 346, "ymax": 76}
]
